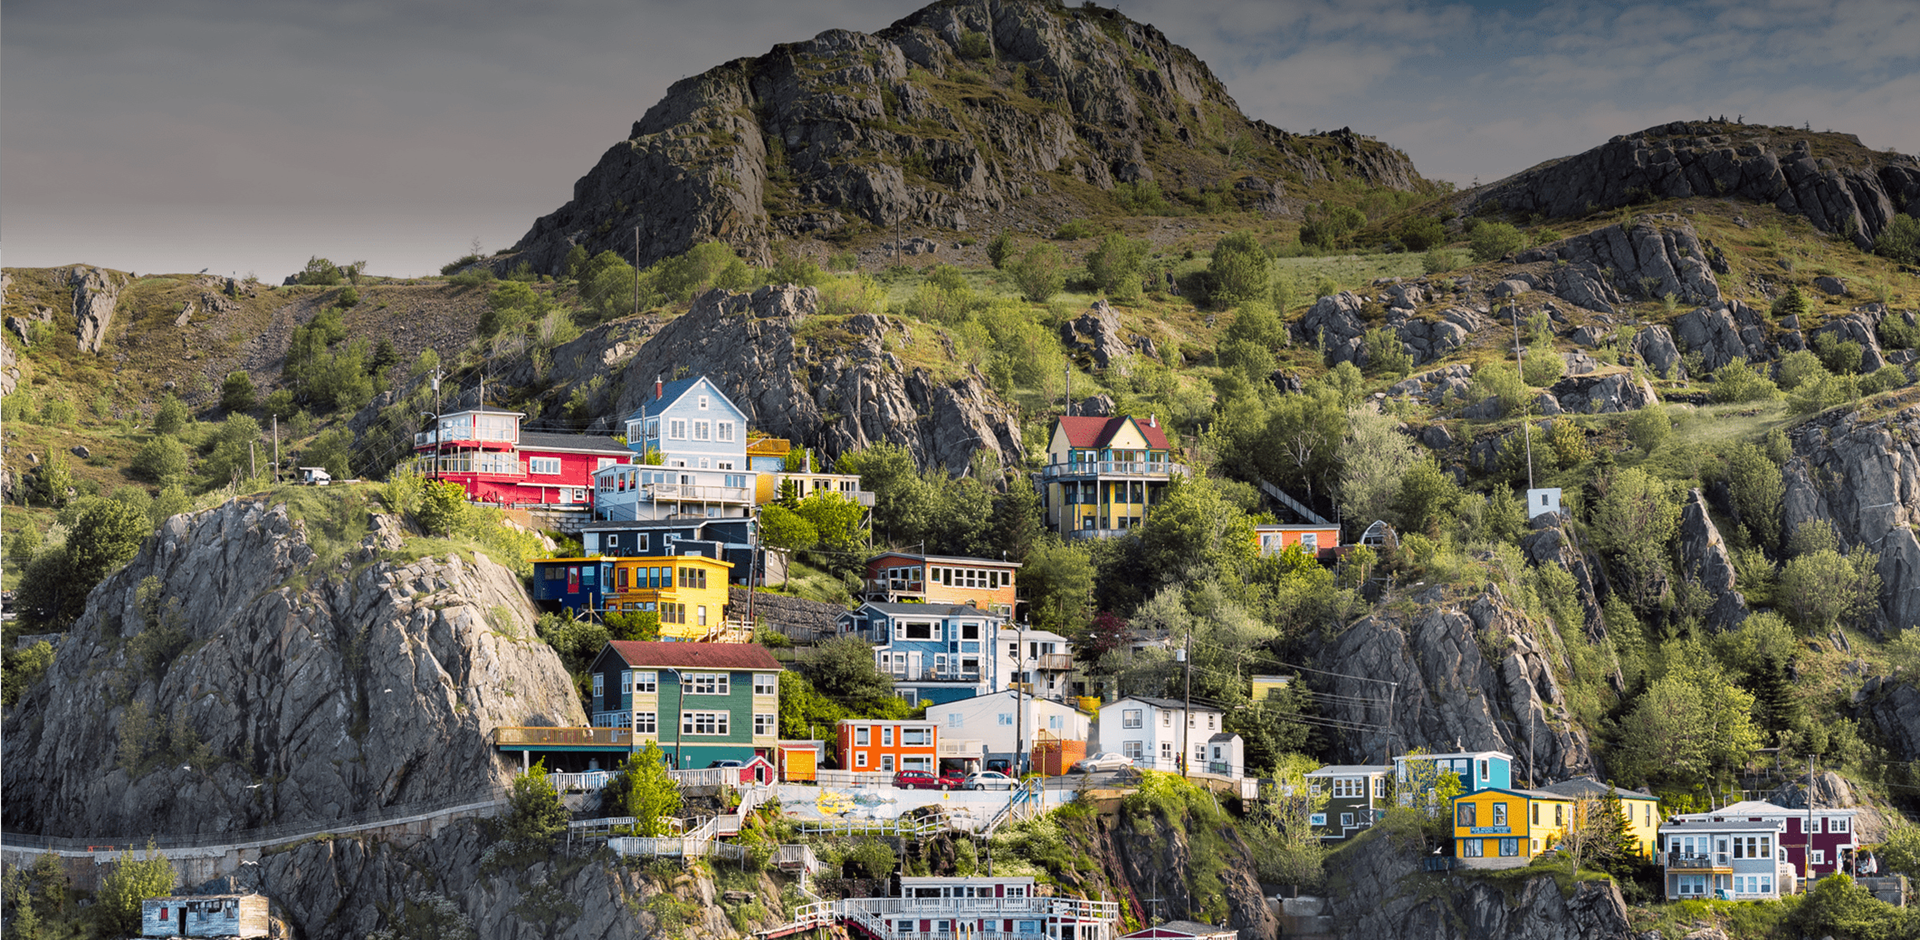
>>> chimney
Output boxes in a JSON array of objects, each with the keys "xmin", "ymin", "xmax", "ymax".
[
  {"xmin": 1149, "ymin": 413, "xmax": 1157, "ymax": 428},
  {"xmin": 655, "ymin": 375, "xmax": 664, "ymax": 400}
]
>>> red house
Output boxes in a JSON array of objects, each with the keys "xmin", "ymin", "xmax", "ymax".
[
  {"xmin": 413, "ymin": 406, "xmax": 630, "ymax": 509},
  {"xmin": 1674, "ymin": 800, "xmax": 1860, "ymax": 878}
]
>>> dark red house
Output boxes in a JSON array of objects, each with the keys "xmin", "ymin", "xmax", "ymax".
[{"xmin": 413, "ymin": 407, "xmax": 630, "ymax": 509}]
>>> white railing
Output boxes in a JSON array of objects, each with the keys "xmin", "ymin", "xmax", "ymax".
[
  {"xmin": 670, "ymin": 768, "xmax": 733, "ymax": 787},
  {"xmin": 1040, "ymin": 460, "xmax": 1187, "ymax": 480},
  {"xmin": 646, "ymin": 483, "xmax": 752, "ymax": 503},
  {"xmin": 982, "ymin": 779, "xmax": 1044, "ymax": 836},
  {"xmin": 548, "ymin": 771, "xmax": 614, "ymax": 792}
]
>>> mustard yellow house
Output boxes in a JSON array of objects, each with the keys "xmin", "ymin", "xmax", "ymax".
[
  {"xmin": 604, "ymin": 555, "xmax": 737, "ymax": 640},
  {"xmin": 1453, "ymin": 787, "xmax": 1574, "ymax": 869},
  {"xmin": 1039, "ymin": 415, "xmax": 1186, "ymax": 538},
  {"xmin": 1538, "ymin": 776, "xmax": 1662, "ymax": 858}
]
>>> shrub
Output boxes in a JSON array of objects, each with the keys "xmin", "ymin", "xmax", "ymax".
[
  {"xmin": 294, "ymin": 256, "xmax": 344, "ymax": 286},
  {"xmin": 1873, "ymin": 213, "xmax": 1920, "ymax": 265},
  {"xmin": 985, "ymin": 232, "xmax": 1015, "ymax": 269},
  {"xmin": 1862, "ymin": 364, "xmax": 1911, "ymax": 394},
  {"xmin": 1522, "ymin": 344, "xmax": 1565, "ymax": 387},
  {"xmin": 1363, "ymin": 327, "xmax": 1413, "ymax": 377},
  {"xmin": 1469, "ymin": 362, "xmax": 1530, "ymax": 418},
  {"xmin": 956, "ymin": 30, "xmax": 992, "ymax": 59},
  {"xmin": 337, "ymin": 285, "xmax": 361, "ymax": 308},
  {"xmin": 1112, "ymin": 180, "xmax": 1169, "ymax": 214},
  {"xmin": 1771, "ymin": 283, "xmax": 1812, "ymax": 320},
  {"xmin": 131, "ymin": 435, "xmax": 190, "ymax": 485},
  {"xmin": 818, "ymin": 274, "xmax": 888, "ymax": 316},
  {"xmin": 1053, "ymin": 220, "xmax": 1097, "ymax": 240},
  {"xmin": 504, "ymin": 762, "xmax": 568, "ymax": 847},
  {"xmin": 1812, "ymin": 331, "xmax": 1864, "ymax": 375},
  {"xmin": 1710, "ymin": 357, "xmax": 1779, "ymax": 403},
  {"xmin": 1469, "ymin": 222, "xmax": 1526, "ymax": 262},
  {"xmin": 1396, "ymin": 215, "xmax": 1448, "ymax": 252},
  {"xmin": 1009, "ymin": 244, "xmax": 1067, "ymax": 303},
  {"xmin": 1085, "ymin": 234, "xmax": 1150, "ymax": 302},
  {"xmin": 1624, "ymin": 405, "xmax": 1671, "ymax": 454},
  {"xmin": 1775, "ymin": 349, "xmax": 1829, "ymax": 391},
  {"xmin": 1299, "ymin": 204, "xmax": 1367, "ymax": 251},
  {"xmin": 1422, "ymin": 248, "xmax": 1463, "ymax": 274},
  {"xmin": 98, "ymin": 842, "xmax": 175, "ymax": 935},
  {"xmin": 416, "ymin": 480, "xmax": 472, "ymax": 536},
  {"xmin": 220, "ymin": 371, "xmax": 256, "ymax": 413},
  {"xmin": 1208, "ymin": 232, "xmax": 1270, "ymax": 308}
]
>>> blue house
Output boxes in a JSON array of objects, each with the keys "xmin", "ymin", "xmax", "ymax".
[
  {"xmin": 530, "ymin": 557, "xmax": 617, "ymax": 615},
  {"xmin": 579, "ymin": 518, "xmax": 763, "ymax": 585},
  {"xmin": 1393, "ymin": 749, "xmax": 1514, "ymax": 807},
  {"xmin": 838, "ymin": 602, "xmax": 1004, "ymax": 706},
  {"xmin": 622, "ymin": 375, "xmax": 751, "ymax": 470}
]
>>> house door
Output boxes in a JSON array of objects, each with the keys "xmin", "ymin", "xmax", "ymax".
[{"xmin": 909, "ymin": 652, "xmax": 923, "ymax": 679}]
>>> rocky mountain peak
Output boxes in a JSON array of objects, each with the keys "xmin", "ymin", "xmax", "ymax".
[{"xmin": 510, "ymin": 0, "xmax": 1425, "ymax": 272}]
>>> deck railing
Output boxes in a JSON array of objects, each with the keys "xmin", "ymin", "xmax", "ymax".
[
  {"xmin": 1040, "ymin": 460, "xmax": 1187, "ymax": 480},
  {"xmin": 491, "ymin": 726, "xmax": 631, "ymax": 747}
]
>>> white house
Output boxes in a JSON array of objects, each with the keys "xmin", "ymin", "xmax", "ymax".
[
  {"xmin": 924, "ymin": 690, "xmax": 1090, "ymax": 768},
  {"xmin": 994, "ymin": 626, "xmax": 1077, "ymax": 702},
  {"xmin": 1095, "ymin": 696, "xmax": 1225, "ymax": 772}
]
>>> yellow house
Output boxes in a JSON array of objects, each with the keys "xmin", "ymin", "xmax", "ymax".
[
  {"xmin": 1453, "ymin": 787, "xmax": 1574, "ymax": 869},
  {"xmin": 1040, "ymin": 415, "xmax": 1186, "ymax": 538},
  {"xmin": 604, "ymin": 555, "xmax": 736, "ymax": 640},
  {"xmin": 1538, "ymin": 777, "xmax": 1662, "ymax": 858}
]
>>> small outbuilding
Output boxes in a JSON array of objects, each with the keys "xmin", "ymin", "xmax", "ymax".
[{"xmin": 142, "ymin": 894, "xmax": 270, "ymax": 938}]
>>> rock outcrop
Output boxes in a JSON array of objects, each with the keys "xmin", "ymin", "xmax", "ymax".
[
  {"xmin": 1060, "ymin": 299, "xmax": 1141, "ymax": 369},
  {"xmin": 1854, "ymin": 676, "xmax": 1920, "ymax": 764},
  {"xmin": 1323, "ymin": 827, "xmax": 1633, "ymax": 940},
  {"xmin": 1519, "ymin": 513, "xmax": 1609, "ymax": 645},
  {"xmin": 1672, "ymin": 298, "xmax": 1774, "ymax": 372},
  {"xmin": 2, "ymin": 495, "xmax": 583, "ymax": 838},
  {"xmin": 1293, "ymin": 290, "xmax": 1483, "ymax": 368},
  {"xmin": 607, "ymin": 285, "xmax": 1023, "ymax": 474},
  {"xmin": 1780, "ymin": 403, "xmax": 1920, "ymax": 632},
  {"xmin": 510, "ymin": 1, "xmax": 1424, "ymax": 271},
  {"xmin": 1676, "ymin": 489, "xmax": 1751, "ymax": 631},
  {"xmin": 1545, "ymin": 370, "xmax": 1657, "ymax": 414},
  {"xmin": 70, "ymin": 266, "xmax": 128, "ymax": 353},
  {"xmin": 1309, "ymin": 585, "xmax": 1596, "ymax": 783},
  {"xmin": 1470, "ymin": 120, "xmax": 1920, "ymax": 249},
  {"xmin": 1515, "ymin": 215, "xmax": 1721, "ymax": 308}
]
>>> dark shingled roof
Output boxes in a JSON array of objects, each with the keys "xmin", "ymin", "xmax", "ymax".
[{"xmin": 605, "ymin": 641, "xmax": 781, "ymax": 670}]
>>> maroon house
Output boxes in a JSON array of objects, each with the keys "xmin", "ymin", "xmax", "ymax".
[
  {"xmin": 413, "ymin": 406, "xmax": 630, "ymax": 509},
  {"xmin": 1674, "ymin": 800, "xmax": 1859, "ymax": 878}
]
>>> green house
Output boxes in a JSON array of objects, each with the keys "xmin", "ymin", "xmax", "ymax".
[{"xmin": 588, "ymin": 641, "xmax": 781, "ymax": 769}]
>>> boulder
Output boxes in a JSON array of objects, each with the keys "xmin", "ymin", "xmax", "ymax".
[
  {"xmin": 1631, "ymin": 325, "xmax": 1687, "ymax": 380},
  {"xmin": 1808, "ymin": 310, "xmax": 1888, "ymax": 373},
  {"xmin": 1548, "ymin": 371, "xmax": 1659, "ymax": 414},
  {"xmin": 1672, "ymin": 299, "xmax": 1770, "ymax": 372},
  {"xmin": 1676, "ymin": 488, "xmax": 1750, "ymax": 631},
  {"xmin": 69, "ymin": 445, "xmax": 90, "ymax": 459},
  {"xmin": 1855, "ymin": 677, "xmax": 1920, "ymax": 764},
  {"xmin": 1076, "ymin": 393, "xmax": 1115, "ymax": 417},
  {"xmin": 1060, "ymin": 299, "xmax": 1135, "ymax": 369},
  {"xmin": 70, "ymin": 266, "xmax": 127, "ymax": 354},
  {"xmin": 1563, "ymin": 350, "xmax": 1600, "ymax": 375},
  {"xmin": 1813, "ymin": 275, "xmax": 1849, "ymax": 296},
  {"xmin": 1293, "ymin": 291, "xmax": 1369, "ymax": 366}
]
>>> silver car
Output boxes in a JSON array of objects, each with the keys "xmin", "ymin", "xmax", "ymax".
[
  {"xmin": 964, "ymin": 771, "xmax": 1016, "ymax": 790},
  {"xmin": 1072, "ymin": 752, "xmax": 1133, "ymax": 773}
]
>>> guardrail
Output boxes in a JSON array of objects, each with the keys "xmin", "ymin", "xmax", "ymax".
[
  {"xmin": 1039, "ymin": 460, "xmax": 1187, "ymax": 480},
  {"xmin": 0, "ymin": 787, "xmax": 512, "ymax": 852},
  {"xmin": 492, "ymin": 726, "xmax": 632, "ymax": 747},
  {"xmin": 548, "ymin": 771, "xmax": 614, "ymax": 792}
]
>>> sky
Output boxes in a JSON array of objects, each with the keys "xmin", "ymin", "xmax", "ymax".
[{"xmin": 4, "ymin": 0, "xmax": 1916, "ymax": 280}]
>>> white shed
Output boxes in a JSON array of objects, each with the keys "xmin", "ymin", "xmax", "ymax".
[
  {"xmin": 142, "ymin": 894, "xmax": 270, "ymax": 938},
  {"xmin": 1526, "ymin": 487, "xmax": 1562, "ymax": 519}
]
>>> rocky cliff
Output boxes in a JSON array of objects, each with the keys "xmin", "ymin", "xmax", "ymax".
[
  {"xmin": 1469, "ymin": 120, "xmax": 1920, "ymax": 248},
  {"xmin": 1780, "ymin": 401, "xmax": 1920, "ymax": 633},
  {"xmin": 1322, "ymin": 828, "xmax": 1633, "ymax": 940},
  {"xmin": 1305, "ymin": 583, "xmax": 1598, "ymax": 784},
  {"xmin": 2, "ymin": 492, "xmax": 584, "ymax": 838},
  {"xmin": 510, "ymin": 0, "xmax": 1424, "ymax": 271},
  {"xmin": 607, "ymin": 285, "xmax": 1024, "ymax": 473}
]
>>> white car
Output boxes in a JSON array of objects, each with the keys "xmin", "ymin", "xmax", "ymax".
[
  {"xmin": 1072, "ymin": 752, "xmax": 1133, "ymax": 773},
  {"xmin": 964, "ymin": 771, "xmax": 1016, "ymax": 790}
]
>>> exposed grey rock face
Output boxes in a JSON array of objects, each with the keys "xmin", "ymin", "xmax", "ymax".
[
  {"xmin": 1294, "ymin": 291, "xmax": 1480, "ymax": 368},
  {"xmin": 1672, "ymin": 299, "xmax": 1772, "ymax": 372},
  {"xmin": 1312, "ymin": 585, "xmax": 1595, "ymax": 782},
  {"xmin": 1517, "ymin": 215, "xmax": 1721, "ymax": 307},
  {"xmin": 1323, "ymin": 818, "xmax": 1633, "ymax": 940},
  {"xmin": 1630, "ymin": 325, "xmax": 1687, "ymax": 380},
  {"xmin": 70, "ymin": 266, "xmax": 128, "ymax": 354},
  {"xmin": 1468, "ymin": 120, "xmax": 1920, "ymax": 249},
  {"xmin": 1520, "ymin": 513, "xmax": 1609, "ymax": 645},
  {"xmin": 1781, "ymin": 404, "xmax": 1920, "ymax": 632},
  {"xmin": 1060, "ymin": 299, "xmax": 1136, "ymax": 369},
  {"xmin": 1813, "ymin": 275, "xmax": 1850, "ymax": 296},
  {"xmin": 509, "ymin": 1, "xmax": 1422, "ymax": 271},
  {"xmin": 608, "ymin": 286, "xmax": 1023, "ymax": 474},
  {"xmin": 1808, "ymin": 308, "xmax": 1888, "ymax": 373},
  {"xmin": 1547, "ymin": 371, "xmax": 1657, "ymax": 414},
  {"xmin": 2, "ymin": 497, "xmax": 583, "ymax": 838},
  {"xmin": 1676, "ymin": 489, "xmax": 1750, "ymax": 631},
  {"xmin": 1855, "ymin": 677, "xmax": 1920, "ymax": 764}
]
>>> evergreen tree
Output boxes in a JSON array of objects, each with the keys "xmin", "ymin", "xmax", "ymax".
[{"xmin": 1751, "ymin": 653, "xmax": 1802, "ymax": 734}]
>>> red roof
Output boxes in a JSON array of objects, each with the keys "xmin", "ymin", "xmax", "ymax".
[
  {"xmin": 606, "ymin": 641, "xmax": 782, "ymax": 671},
  {"xmin": 1056, "ymin": 415, "xmax": 1171, "ymax": 450}
]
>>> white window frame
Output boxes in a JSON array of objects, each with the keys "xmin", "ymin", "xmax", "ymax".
[
  {"xmin": 1123, "ymin": 741, "xmax": 1143, "ymax": 759},
  {"xmin": 529, "ymin": 456, "xmax": 561, "ymax": 475},
  {"xmin": 698, "ymin": 395, "xmax": 710, "ymax": 410},
  {"xmin": 635, "ymin": 712, "xmax": 657, "ymax": 734},
  {"xmin": 718, "ymin": 421, "xmax": 734, "ymax": 442},
  {"xmin": 753, "ymin": 673, "xmax": 777, "ymax": 696},
  {"xmin": 635, "ymin": 671, "xmax": 658, "ymax": 693},
  {"xmin": 754, "ymin": 713, "xmax": 776, "ymax": 736},
  {"xmin": 855, "ymin": 751, "xmax": 868, "ymax": 768},
  {"xmin": 593, "ymin": 673, "xmax": 604, "ymax": 700},
  {"xmin": 682, "ymin": 711, "xmax": 729, "ymax": 736},
  {"xmin": 669, "ymin": 419, "xmax": 687, "ymax": 440},
  {"xmin": 687, "ymin": 673, "xmax": 730, "ymax": 695},
  {"xmin": 620, "ymin": 671, "xmax": 632, "ymax": 694},
  {"xmin": 855, "ymin": 726, "xmax": 870, "ymax": 747}
]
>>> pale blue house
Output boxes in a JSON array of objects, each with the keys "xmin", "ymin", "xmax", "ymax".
[
  {"xmin": 838, "ymin": 602, "xmax": 1005, "ymax": 706},
  {"xmin": 622, "ymin": 376, "xmax": 750, "ymax": 471},
  {"xmin": 1393, "ymin": 749, "xmax": 1514, "ymax": 806}
]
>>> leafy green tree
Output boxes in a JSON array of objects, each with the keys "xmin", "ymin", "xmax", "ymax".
[
  {"xmin": 797, "ymin": 490, "xmax": 868, "ymax": 558},
  {"xmin": 652, "ymin": 241, "xmax": 754, "ymax": 301},
  {"xmin": 98, "ymin": 841, "xmax": 175, "ymax": 935},
  {"xmin": 302, "ymin": 427, "xmax": 355, "ymax": 481},
  {"xmin": 1298, "ymin": 204, "xmax": 1366, "ymax": 251},
  {"xmin": 1208, "ymin": 232, "xmax": 1270, "ymax": 308},
  {"xmin": 1363, "ymin": 327, "xmax": 1413, "ymax": 377},
  {"xmin": 1338, "ymin": 409, "xmax": 1418, "ymax": 529},
  {"xmin": 479, "ymin": 281, "xmax": 547, "ymax": 338},
  {"xmin": 603, "ymin": 610, "xmax": 659, "ymax": 642},
  {"xmin": 1776, "ymin": 350, "xmax": 1829, "ymax": 391},
  {"xmin": 65, "ymin": 496, "xmax": 149, "ymax": 594},
  {"xmin": 415, "ymin": 480, "xmax": 472, "ymax": 536},
  {"xmin": 1723, "ymin": 442, "xmax": 1784, "ymax": 549},
  {"xmin": 1022, "ymin": 536, "xmax": 1096, "ymax": 637},
  {"xmin": 197, "ymin": 414, "xmax": 265, "ymax": 490},
  {"xmin": 220, "ymin": 371, "xmax": 256, "ymax": 413},
  {"xmin": 128, "ymin": 435, "xmax": 188, "ymax": 485},
  {"xmin": 1879, "ymin": 820, "xmax": 1920, "ymax": 880},
  {"xmin": 1612, "ymin": 650, "xmax": 1761, "ymax": 786},
  {"xmin": 0, "ymin": 640, "xmax": 54, "ymax": 706},
  {"xmin": 1625, "ymin": 404, "xmax": 1671, "ymax": 455},
  {"xmin": 759, "ymin": 504, "xmax": 818, "ymax": 588},
  {"xmin": 989, "ymin": 474, "xmax": 1044, "ymax": 562},
  {"xmin": 1590, "ymin": 468, "xmax": 1680, "ymax": 609},
  {"xmin": 1771, "ymin": 282, "xmax": 1813, "ymax": 320},
  {"xmin": 1396, "ymin": 215, "xmax": 1448, "ymax": 251},
  {"xmin": 985, "ymin": 232, "xmax": 1015, "ymax": 269},
  {"xmin": 504, "ymin": 761, "xmax": 568, "ymax": 847},
  {"xmin": 1522, "ymin": 342, "xmax": 1565, "ymax": 387},
  {"xmin": 1009, "ymin": 243, "xmax": 1066, "ymax": 303},
  {"xmin": 626, "ymin": 742, "xmax": 682, "ymax": 833},
  {"xmin": 1710, "ymin": 357, "xmax": 1779, "ymax": 403},
  {"xmin": 6, "ymin": 522, "xmax": 42, "ymax": 573},
  {"xmin": 1469, "ymin": 222, "xmax": 1525, "ymax": 262},
  {"xmin": 778, "ymin": 669, "xmax": 847, "ymax": 740},
  {"xmin": 1789, "ymin": 873, "xmax": 1913, "ymax": 940},
  {"xmin": 807, "ymin": 635, "xmax": 897, "ymax": 712},
  {"xmin": 1085, "ymin": 233, "xmax": 1150, "ymax": 302},
  {"xmin": 1395, "ymin": 456, "xmax": 1460, "ymax": 537},
  {"xmin": 295, "ymin": 256, "xmax": 344, "ymax": 286},
  {"xmin": 150, "ymin": 484, "xmax": 191, "ymax": 528},
  {"xmin": 1874, "ymin": 213, "xmax": 1920, "ymax": 265},
  {"xmin": 838, "ymin": 443, "xmax": 933, "ymax": 544},
  {"xmin": 152, "ymin": 394, "xmax": 190, "ymax": 435},
  {"xmin": 1780, "ymin": 548, "xmax": 1881, "ymax": 632},
  {"xmin": 1136, "ymin": 475, "xmax": 1259, "ymax": 586}
]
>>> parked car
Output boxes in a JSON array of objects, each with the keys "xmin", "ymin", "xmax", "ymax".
[
  {"xmin": 986, "ymin": 758, "xmax": 1011, "ymax": 775},
  {"xmin": 1071, "ymin": 752, "xmax": 1133, "ymax": 773},
  {"xmin": 708, "ymin": 759, "xmax": 745, "ymax": 769},
  {"xmin": 964, "ymin": 771, "xmax": 1016, "ymax": 791},
  {"xmin": 935, "ymin": 772, "xmax": 968, "ymax": 790},
  {"xmin": 893, "ymin": 770, "xmax": 940, "ymax": 789}
]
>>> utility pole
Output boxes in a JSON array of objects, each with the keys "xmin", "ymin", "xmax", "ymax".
[
  {"xmin": 271, "ymin": 414, "xmax": 280, "ymax": 484},
  {"xmin": 1383, "ymin": 682, "xmax": 1397, "ymax": 766},
  {"xmin": 1179, "ymin": 631, "xmax": 1192, "ymax": 777},
  {"xmin": 634, "ymin": 226, "xmax": 642, "ymax": 316},
  {"xmin": 1514, "ymin": 301, "xmax": 1535, "ymax": 490},
  {"xmin": 1807, "ymin": 755, "xmax": 1816, "ymax": 879},
  {"xmin": 249, "ymin": 441, "xmax": 256, "ymax": 481},
  {"xmin": 1014, "ymin": 623, "xmax": 1026, "ymax": 776},
  {"xmin": 432, "ymin": 369, "xmax": 443, "ymax": 480}
]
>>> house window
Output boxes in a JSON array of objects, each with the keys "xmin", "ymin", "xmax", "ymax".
[
  {"xmin": 1122, "ymin": 709, "xmax": 1143, "ymax": 729},
  {"xmin": 1161, "ymin": 712, "xmax": 1172, "ymax": 728},
  {"xmin": 1123, "ymin": 741, "xmax": 1143, "ymax": 759},
  {"xmin": 1463, "ymin": 839, "xmax": 1483, "ymax": 857},
  {"xmin": 694, "ymin": 421, "xmax": 711, "ymax": 441},
  {"xmin": 697, "ymin": 605, "xmax": 707, "ymax": 626},
  {"xmin": 855, "ymin": 752, "xmax": 868, "ymax": 768},
  {"xmin": 1457, "ymin": 804, "xmax": 1476, "ymax": 827},
  {"xmin": 1555, "ymin": 805, "xmax": 1564, "ymax": 826},
  {"xmin": 682, "ymin": 711, "xmax": 728, "ymax": 735},
  {"xmin": 1340, "ymin": 812, "xmax": 1354, "ymax": 828},
  {"xmin": 998, "ymin": 713, "xmax": 1014, "ymax": 726},
  {"xmin": 1301, "ymin": 532, "xmax": 1318, "ymax": 549},
  {"xmin": 635, "ymin": 672, "xmax": 657, "ymax": 693},
  {"xmin": 855, "ymin": 727, "xmax": 870, "ymax": 746},
  {"xmin": 718, "ymin": 421, "xmax": 734, "ymax": 442},
  {"xmin": 961, "ymin": 623, "xmax": 980, "ymax": 640},
  {"xmin": 635, "ymin": 712, "xmax": 657, "ymax": 734},
  {"xmin": 1492, "ymin": 803, "xmax": 1507, "ymax": 827},
  {"xmin": 621, "ymin": 671, "xmax": 632, "ymax": 694},
  {"xmin": 593, "ymin": 673, "xmax": 604, "ymax": 701},
  {"xmin": 687, "ymin": 673, "xmax": 729, "ymax": 695},
  {"xmin": 754, "ymin": 713, "xmax": 776, "ymax": 736},
  {"xmin": 882, "ymin": 726, "xmax": 894, "ymax": 747},
  {"xmin": 1812, "ymin": 850, "xmax": 1826, "ymax": 866},
  {"xmin": 902, "ymin": 727, "xmax": 929, "ymax": 746},
  {"xmin": 753, "ymin": 674, "xmax": 777, "ymax": 696},
  {"xmin": 901, "ymin": 621, "xmax": 935, "ymax": 640},
  {"xmin": 698, "ymin": 395, "xmax": 709, "ymax": 410},
  {"xmin": 1499, "ymin": 838, "xmax": 1519, "ymax": 857},
  {"xmin": 1531, "ymin": 804, "xmax": 1539, "ymax": 825},
  {"xmin": 1830, "ymin": 817, "xmax": 1849, "ymax": 834},
  {"xmin": 1375, "ymin": 777, "xmax": 1387, "ymax": 799},
  {"xmin": 1160, "ymin": 742, "xmax": 1173, "ymax": 762},
  {"xmin": 1479, "ymin": 759, "xmax": 1490, "ymax": 782},
  {"xmin": 669, "ymin": 419, "xmax": 686, "ymax": 439},
  {"xmin": 1310, "ymin": 813, "xmax": 1327, "ymax": 826},
  {"xmin": 949, "ymin": 714, "xmax": 964, "ymax": 728},
  {"xmin": 530, "ymin": 457, "xmax": 561, "ymax": 475},
  {"xmin": 881, "ymin": 755, "xmax": 895, "ymax": 772}
]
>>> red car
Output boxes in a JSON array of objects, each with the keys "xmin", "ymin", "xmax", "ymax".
[{"xmin": 893, "ymin": 770, "xmax": 967, "ymax": 790}]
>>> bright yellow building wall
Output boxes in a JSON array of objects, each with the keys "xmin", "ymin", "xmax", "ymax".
[
  {"xmin": 1453, "ymin": 791, "xmax": 1574, "ymax": 859},
  {"xmin": 1620, "ymin": 795, "xmax": 1661, "ymax": 857},
  {"xmin": 607, "ymin": 556, "xmax": 733, "ymax": 636}
]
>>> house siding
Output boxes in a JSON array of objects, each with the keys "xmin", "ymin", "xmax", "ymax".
[{"xmin": 587, "ymin": 646, "xmax": 778, "ymax": 768}]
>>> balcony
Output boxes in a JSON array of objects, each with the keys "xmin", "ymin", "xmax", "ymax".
[
  {"xmin": 645, "ymin": 483, "xmax": 752, "ymax": 504},
  {"xmin": 1035, "ymin": 653, "xmax": 1074, "ymax": 672},
  {"xmin": 1662, "ymin": 852, "xmax": 1733, "ymax": 872},
  {"xmin": 896, "ymin": 670, "xmax": 983, "ymax": 683},
  {"xmin": 415, "ymin": 430, "xmax": 516, "ymax": 449},
  {"xmin": 1040, "ymin": 460, "xmax": 1187, "ymax": 481},
  {"xmin": 865, "ymin": 579, "xmax": 925, "ymax": 596},
  {"xmin": 492, "ymin": 726, "xmax": 633, "ymax": 747}
]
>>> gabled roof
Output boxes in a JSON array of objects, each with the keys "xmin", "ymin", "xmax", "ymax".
[
  {"xmin": 1394, "ymin": 750, "xmax": 1514, "ymax": 763},
  {"xmin": 1305, "ymin": 764, "xmax": 1392, "ymax": 777},
  {"xmin": 603, "ymin": 641, "xmax": 780, "ymax": 671},
  {"xmin": 1660, "ymin": 818, "xmax": 1788, "ymax": 833},
  {"xmin": 1454, "ymin": 786, "xmax": 1573, "ymax": 802},
  {"xmin": 1538, "ymin": 776, "xmax": 1658, "ymax": 802},
  {"xmin": 1106, "ymin": 695, "xmax": 1223, "ymax": 715},
  {"xmin": 1054, "ymin": 414, "xmax": 1172, "ymax": 450},
  {"xmin": 627, "ymin": 375, "xmax": 742, "ymax": 419},
  {"xmin": 1675, "ymin": 800, "xmax": 1856, "ymax": 819},
  {"xmin": 852, "ymin": 602, "xmax": 996, "ymax": 618}
]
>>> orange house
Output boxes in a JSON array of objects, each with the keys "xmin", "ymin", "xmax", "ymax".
[
  {"xmin": 1254, "ymin": 524, "xmax": 1341, "ymax": 560},
  {"xmin": 861, "ymin": 552, "xmax": 1020, "ymax": 619},
  {"xmin": 836, "ymin": 718, "xmax": 939, "ymax": 775}
]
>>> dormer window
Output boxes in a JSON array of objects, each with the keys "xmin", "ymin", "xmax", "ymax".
[{"xmin": 699, "ymin": 395, "xmax": 710, "ymax": 410}]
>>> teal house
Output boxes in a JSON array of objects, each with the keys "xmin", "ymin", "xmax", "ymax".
[{"xmin": 588, "ymin": 641, "xmax": 781, "ymax": 770}]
